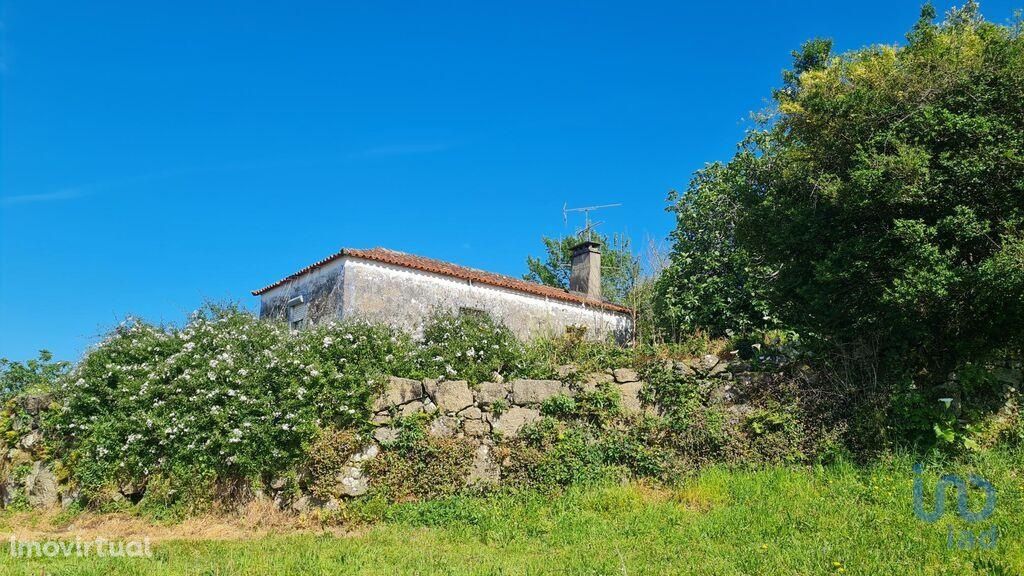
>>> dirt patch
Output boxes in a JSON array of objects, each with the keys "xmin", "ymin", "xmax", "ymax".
[{"xmin": 0, "ymin": 500, "xmax": 360, "ymax": 543}]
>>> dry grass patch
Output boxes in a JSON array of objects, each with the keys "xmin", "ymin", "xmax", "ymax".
[{"xmin": 0, "ymin": 499, "xmax": 357, "ymax": 543}]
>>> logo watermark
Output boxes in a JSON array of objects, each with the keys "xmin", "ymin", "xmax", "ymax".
[
  {"xmin": 8, "ymin": 536, "xmax": 152, "ymax": 559},
  {"xmin": 913, "ymin": 463, "xmax": 997, "ymax": 550}
]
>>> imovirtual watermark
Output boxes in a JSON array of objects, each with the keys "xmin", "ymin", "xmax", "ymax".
[
  {"xmin": 7, "ymin": 536, "xmax": 152, "ymax": 559},
  {"xmin": 913, "ymin": 463, "xmax": 998, "ymax": 550}
]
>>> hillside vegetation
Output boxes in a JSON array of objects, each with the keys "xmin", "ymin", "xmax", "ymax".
[
  {"xmin": 1, "ymin": 453, "xmax": 1022, "ymax": 575},
  {"xmin": 0, "ymin": 3, "xmax": 1022, "ymax": 574}
]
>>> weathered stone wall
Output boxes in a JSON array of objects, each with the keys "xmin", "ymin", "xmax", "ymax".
[
  {"xmin": 0, "ymin": 393, "xmax": 62, "ymax": 509},
  {"xmin": 13, "ymin": 356, "xmax": 1023, "ymax": 512},
  {"xmin": 306, "ymin": 355, "xmax": 742, "ymax": 509},
  {"xmin": 323, "ymin": 368, "xmax": 650, "ymax": 500},
  {"xmin": 259, "ymin": 256, "xmax": 633, "ymax": 342},
  {"xmin": 2, "ymin": 354, "xmax": 756, "ymax": 512},
  {"xmin": 276, "ymin": 366, "xmax": 660, "ymax": 511}
]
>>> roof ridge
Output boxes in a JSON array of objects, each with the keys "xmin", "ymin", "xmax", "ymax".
[
  {"xmin": 252, "ymin": 246, "xmax": 630, "ymax": 314},
  {"xmin": 364, "ymin": 246, "xmax": 565, "ymax": 289}
]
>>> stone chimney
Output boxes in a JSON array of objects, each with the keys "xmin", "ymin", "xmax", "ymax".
[{"xmin": 569, "ymin": 240, "xmax": 602, "ymax": 300}]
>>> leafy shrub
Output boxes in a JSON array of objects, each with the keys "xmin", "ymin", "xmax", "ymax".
[
  {"xmin": 541, "ymin": 386, "xmax": 622, "ymax": 427},
  {"xmin": 490, "ymin": 398, "xmax": 510, "ymax": 416},
  {"xmin": 540, "ymin": 394, "xmax": 577, "ymax": 419},
  {"xmin": 0, "ymin": 351, "xmax": 69, "ymax": 403},
  {"xmin": 655, "ymin": 162, "xmax": 776, "ymax": 339},
  {"xmin": 305, "ymin": 428, "xmax": 361, "ymax": 499},
  {"xmin": 640, "ymin": 360, "xmax": 727, "ymax": 463},
  {"xmin": 570, "ymin": 386, "xmax": 624, "ymax": 425},
  {"xmin": 597, "ymin": 425, "xmax": 671, "ymax": 479},
  {"xmin": 46, "ymin": 305, "xmax": 416, "ymax": 505},
  {"xmin": 741, "ymin": 406, "xmax": 805, "ymax": 464},
  {"xmin": 524, "ymin": 333, "xmax": 636, "ymax": 382},
  {"xmin": 418, "ymin": 311, "xmax": 538, "ymax": 384},
  {"xmin": 363, "ymin": 420, "xmax": 475, "ymax": 501},
  {"xmin": 47, "ymin": 305, "xmax": 611, "ymax": 506},
  {"xmin": 883, "ymin": 362, "xmax": 1021, "ymax": 455},
  {"xmin": 299, "ymin": 320, "xmax": 419, "ymax": 425},
  {"xmin": 503, "ymin": 420, "xmax": 610, "ymax": 489}
]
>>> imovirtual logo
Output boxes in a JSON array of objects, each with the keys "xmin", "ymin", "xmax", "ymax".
[{"xmin": 913, "ymin": 463, "xmax": 998, "ymax": 550}]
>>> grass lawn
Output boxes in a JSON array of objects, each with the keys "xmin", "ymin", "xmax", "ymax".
[{"xmin": 0, "ymin": 452, "xmax": 1021, "ymax": 575}]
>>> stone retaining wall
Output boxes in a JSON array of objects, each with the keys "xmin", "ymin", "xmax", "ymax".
[
  {"xmin": 0, "ymin": 392, "xmax": 62, "ymax": 509},
  {"xmin": 320, "ymin": 354, "xmax": 741, "ymax": 503},
  {"xmin": 0, "ymin": 353, "xmax": 791, "ymax": 511}
]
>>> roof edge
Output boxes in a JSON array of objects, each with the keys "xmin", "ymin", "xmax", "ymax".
[
  {"xmin": 251, "ymin": 247, "xmax": 632, "ymax": 314},
  {"xmin": 251, "ymin": 248, "xmax": 348, "ymax": 296}
]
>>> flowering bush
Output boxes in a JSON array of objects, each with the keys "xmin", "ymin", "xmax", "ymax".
[
  {"xmin": 42, "ymin": 305, "xmax": 639, "ymax": 506},
  {"xmin": 47, "ymin": 305, "xmax": 418, "ymax": 504},
  {"xmin": 418, "ymin": 312, "xmax": 540, "ymax": 384}
]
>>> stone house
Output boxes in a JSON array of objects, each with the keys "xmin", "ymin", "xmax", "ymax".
[{"xmin": 252, "ymin": 242, "xmax": 632, "ymax": 341}]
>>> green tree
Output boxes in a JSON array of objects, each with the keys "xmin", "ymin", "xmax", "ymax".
[
  {"xmin": 735, "ymin": 2, "xmax": 1024, "ymax": 387},
  {"xmin": 655, "ymin": 161, "xmax": 776, "ymax": 339},
  {"xmin": 524, "ymin": 233, "xmax": 640, "ymax": 305},
  {"xmin": 0, "ymin": 350, "xmax": 70, "ymax": 402}
]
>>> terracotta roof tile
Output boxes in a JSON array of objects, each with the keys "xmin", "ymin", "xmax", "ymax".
[{"xmin": 251, "ymin": 247, "xmax": 631, "ymax": 314}]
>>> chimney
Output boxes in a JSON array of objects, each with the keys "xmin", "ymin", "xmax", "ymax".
[{"xmin": 569, "ymin": 240, "xmax": 602, "ymax": 300}]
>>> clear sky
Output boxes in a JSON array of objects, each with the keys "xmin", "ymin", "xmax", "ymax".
[{"xmin": 1, "ymin": 1, "xmax": 1020, "ymax": 362}]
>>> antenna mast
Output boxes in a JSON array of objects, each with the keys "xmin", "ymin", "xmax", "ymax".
[{"xmin": 562, "ymin": 202, "xmax": 622, "ymax": 241}]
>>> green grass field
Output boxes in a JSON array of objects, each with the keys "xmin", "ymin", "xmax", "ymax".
[{"xmin": 1, "ymin": 452, "xmax": 1021, "ymax": 575}]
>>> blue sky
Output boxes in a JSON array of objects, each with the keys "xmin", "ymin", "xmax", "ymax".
[{"xmin": 1, "ymin": 1, "xmax": 1020, "ymax": 362}]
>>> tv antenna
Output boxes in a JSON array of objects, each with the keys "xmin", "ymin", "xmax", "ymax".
[{"xmin": 563, "ymin": 202, "xmax": 621, "ymax": 241}]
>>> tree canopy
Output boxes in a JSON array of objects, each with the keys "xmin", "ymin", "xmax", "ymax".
[
  {"xmin": 524, "ymin": 233, "xmax": 640, "ymax": 305},
  {"xmin": 655, "ymin": 162, "xmax": 776, "ymax": 338},
  {"xmin": 658, "ymin": 2, "xmax": 1024, "ymax": 386}
]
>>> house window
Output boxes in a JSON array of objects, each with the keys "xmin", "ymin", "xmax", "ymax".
[
  {"xmin": 288, "ymin": 300, "xmax": 308, "ymax": 331},
  {"xmin": 459, "ymin": 307, "xmax": 487, "ymax": 320}
]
